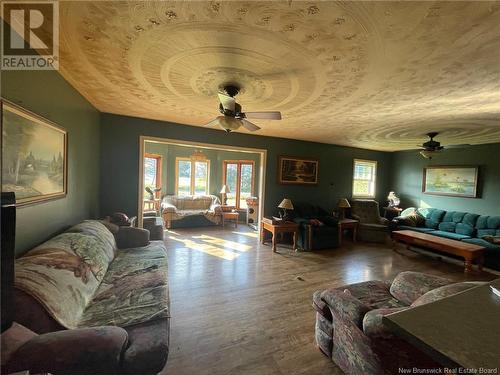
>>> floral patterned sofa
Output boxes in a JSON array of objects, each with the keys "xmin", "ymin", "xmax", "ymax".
[
  {"xmin": 312, "ymin": 271, "xmax": 483, "ymax": 375},
  {"xmin": 161, "ymin": 194, "xmax": 222, "ymax": 228},
  {"xmin": 4, "ymin": 221, "xmax": 169, "ymax": 375}
]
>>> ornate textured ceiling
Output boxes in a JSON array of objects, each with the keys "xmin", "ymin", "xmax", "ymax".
[{"xmin": 58, "ymin": 1, "xmax": 500, "ymax": 151}]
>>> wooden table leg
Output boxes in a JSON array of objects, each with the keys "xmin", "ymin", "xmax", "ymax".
[
  {"xmin": 260, "ymin": 226, "xmax": 265, "ymax": 244},
  {"xmin": 293, "ymin": 230, "xmax": 297, "ymax": 251},
  {"xmin": 338, "ymin": 224, "xmax": 342, "ymax": 246},
  {"xmin": 353, "ymin": 226, "xmax": 357, "ymax": 242},
  {"xmin": 272, "ymin": 229, "xmax": 277, "ymax": 252},
  {"xmin": 464, "ymin": 258, "xmax": 473, "ymax": 273}
]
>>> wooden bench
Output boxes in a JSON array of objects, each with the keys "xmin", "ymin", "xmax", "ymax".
[{"xmin": 392, "ymin": 230, "xmax": 485, "ymax": 273}]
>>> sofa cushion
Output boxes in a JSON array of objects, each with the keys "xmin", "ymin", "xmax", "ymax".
[
  {"xmin": 67, "ymin": 220, "xmax": 117, "ymax": 261},
  {"xmin": 430, "ymin": 231, "xmax": 471, "ymax": 241},
  {"xmin": 15, "ymin": 231, "xmax": 112, "ymax": 329},
  {"xmin": 362, "ymin": 307, "xmax": 408, "ymax": 339},
  {"xmin": 488, "ymin": 216, "xmax": 500, "ymax": 229},
  {"xmin": 438, "ymin": 222, "xmax": 456, "ymax": 233},
  {"xmin": 462, "ymin": 213, "xmax": 480, "ymax": 227},
  {"xmin": 390, "ymin": 271, "xmax": 451, "ymax": 306},
  {"xmin": 425, "ymin": 219, "xmax": 440, "ymax": 229},
  {"xmin": 456, "ymin": 222, "xmax": 475, "ymax": 237},
  {"xmin": 424, "ymin": 209, "xmax": 446, "ymax": 229},
  {"xmin": 477, "ymin": 229, "xmax": 496, "ymax": 238},
  {"xmin": 79, "ymin": 242, "xmax": 169, "ymax": 328},
  {"xmin": 411, "ymin": 282, "xmax": 484, "ymax": 307},
  {"xmin": 451, "ymin": 212, "xmax": 466, "ymax": 223},
  {"xmin": 476, "ymin": 215, "xmax": 489, "ymax": 229},
  {"xmin": 398, "ymin": 225, "xmax": 436, "ymax": 233},
  {"xmin": 342, "ymin": 280, "xmax": 403, "ymax": 310}
]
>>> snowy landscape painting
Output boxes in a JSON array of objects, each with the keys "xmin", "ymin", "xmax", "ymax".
[{"xmin": 2, "ymin": 101, "xmax": 67, "ymax": 205}]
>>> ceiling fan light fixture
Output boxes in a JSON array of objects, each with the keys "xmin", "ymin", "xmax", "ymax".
[
  {"xmin": 419, "ymin": 149, "xmax": 441, "ymax": 159},
  {"xmin": 216, "ymin": 116, "xmax": 241, "ymax": 132}
]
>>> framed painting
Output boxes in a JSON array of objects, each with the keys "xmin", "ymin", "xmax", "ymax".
[
  {"xmin": 422, "ymin": 166, "xmax": 478, "ymax": 198},
  {"xmin": 1, "ymin": 100, "xmax": 67, "ymax": 206},
  {"xmin": 278, "ymin": 156, "xmax": 318, "ymax": 185}
]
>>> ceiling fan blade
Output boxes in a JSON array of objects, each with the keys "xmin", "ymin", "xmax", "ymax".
[
  {"xmin": 244, "ymin": 111, "xmax": 282, "ymax": 120},
  {"xmin": 218, "ymin": 93, "xmax": 235, "ymax": 112},
  {"xmin": 446, "ymin": 144, "xmax": 471, "ymax": 149},
  {"xmin": 203, "ymin": 117, "xmax": 222, "ymax": 127},
  {"xmin": 240, "ymin": 119, "xmax": 261, "ymax": 132}
]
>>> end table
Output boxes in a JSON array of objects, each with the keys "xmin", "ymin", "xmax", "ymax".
[
  {"xmin": 260, "ymin": 219, "xmax": 299, "ymax": 252},
  {"xmin": 338, "ymin": 218, "xmax": 359, "ymax": 245}
]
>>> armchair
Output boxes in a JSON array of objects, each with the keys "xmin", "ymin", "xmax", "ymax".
[
  {"xmin": 351, "ymin": 199, "xmax": 389, "ymax": 243},
  {"xmin": 313, "ymin": 271, "xmax": 482, "ymax": 375},
  {"xmin": 291, "ymin": 202, "xmax": 339, "ymax": 250}
]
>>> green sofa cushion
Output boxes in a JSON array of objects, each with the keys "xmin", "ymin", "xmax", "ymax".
[
  {"xmin": 488, "ymin": 216, "xmax": 500, "ymax": 229},
  {"xmin": 431, "ymin": 231, "xmax": 471, "ymax": 241},
  {"xmin": 452, "ymin": 212, "xmax": 467, "ymax": 223},
  {"xmin": 429, "ymin": 209, "xmax": 446, "ymax": 222},
  {"xmin": 441, "ymin": 211, "xmax": 455, "ymax": 222},
  {"xmin": 456, "ymin": 223, "xmax": 475, "ymax": 237},
  {"xmin": 462, "ymin": 213, "xmax": 480, "ymax": 227},
  {"xmin": 438, "ymin": 222, "xmax": 456, "ymax": 233},
  {"xmin": 425, "ymin": 219, "xmax": 440, "ymax": 229},
  {"xmin": 478, "ymin": 229, "xmax": 495, "ymax": 238},
  {"xmin": 476, "ymin": 215, "xmax": 489, "ymax": 229}
]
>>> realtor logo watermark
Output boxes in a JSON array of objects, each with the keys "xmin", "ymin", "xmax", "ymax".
[{"xmin": 1, "ymin": 1, "xmax": 59, "ymax": 70}]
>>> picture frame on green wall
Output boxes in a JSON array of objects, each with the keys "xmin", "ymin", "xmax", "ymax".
[
  {"xmin": 1, "ymin": 99, "xmax": 68, "ymax": 206},
  {"xmin": 422, "ymin": 166, "xmax": 478, "ymax": 198},
  {"xmin": 278, "ymin": 155, "xmax": 319, "ymax": 185}
]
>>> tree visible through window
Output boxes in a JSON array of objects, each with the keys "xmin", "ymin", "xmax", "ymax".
[
  {"xmin": 144, "ymin": 153, "xmax": 162, "ymax": 197},
  {"xmin": 223, "ymin": 161, "xmax": 254, "ymax": 209},
  {"xmin": 352, "ymin": 159, "xmax": 377, "ymax": 198},
  {"xmin": 176, "ymin": 157, "xmax": 209, "ymax": 196}
]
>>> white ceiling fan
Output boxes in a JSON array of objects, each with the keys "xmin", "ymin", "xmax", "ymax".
[{"xmin": 204, "ymin": 85, "xmax": 282, "ymax": 132}]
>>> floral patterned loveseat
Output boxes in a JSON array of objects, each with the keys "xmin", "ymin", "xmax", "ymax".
[
  {"xmin": 4, "ymin": 220, "xmax": 169, "ymax": 375},
  {"xmin": 312, "ymin": 271, "xmax": 483, "ymax": 375}
]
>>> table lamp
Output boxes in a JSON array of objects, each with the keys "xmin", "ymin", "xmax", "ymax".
[
  {"xmin": 220, "ymin": 185, "xmax": 230, "ymax": 205},
  {"xmin": 338, "ymin": 198, "xmax": 351, "ymax": 219},
  {"xmin": 278, "ymin": 198, "xmax": 294, "ymax": 221}
]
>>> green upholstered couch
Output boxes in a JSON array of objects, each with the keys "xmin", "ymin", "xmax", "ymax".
[{"xmin": 393, "ymin": 208, "xmax": 500, "ymax": 270}]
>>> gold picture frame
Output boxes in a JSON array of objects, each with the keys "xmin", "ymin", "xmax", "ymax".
[
  {"xmin": 1, "ymin": 99, "xmax": 68, "ymax": 206},
  {"xmin": 422, "ymin": 166, "xmax": 478, "ymax": 198}
]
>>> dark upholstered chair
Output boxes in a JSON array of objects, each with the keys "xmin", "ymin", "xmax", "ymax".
[
  {"xmin": 291, "ymin": 202, "xmax": 339, "ymax": 250},
  {"xmin": 351, "ymin": 200, "xmax": 389, "ymax": 243},
  {"xmin": 313, "ymin": 271, "xmax": 484, "ymax": 375}
]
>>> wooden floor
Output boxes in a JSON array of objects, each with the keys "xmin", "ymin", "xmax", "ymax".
[{"xmin": 161, "ymin": 226, "xmax": 495, "ymax": 375}]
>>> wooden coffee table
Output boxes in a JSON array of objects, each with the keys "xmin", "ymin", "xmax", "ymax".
[{"xmin": 392, "ymin": 230, "xmax": 485, "ymax": 273}]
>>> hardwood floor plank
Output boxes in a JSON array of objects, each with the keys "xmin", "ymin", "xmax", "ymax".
[{"xmin": 161, "ymin": 226, "xmax": 494, "ymax": 375}]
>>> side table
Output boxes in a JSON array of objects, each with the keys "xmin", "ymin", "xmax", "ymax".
[
  {"xmin": 260, "ymin": 219, "xmax": 299, "ymax": 252},
  {"xmin": 338, "ymin": 219, "xmax": 359, "ymax": 246},
  {"xmin": 222, "ymin": 211, "xmax": 239, "ymax": 228}
]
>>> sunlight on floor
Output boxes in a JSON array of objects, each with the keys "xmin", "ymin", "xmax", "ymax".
[
  {"xmin": 232, "ymin": 231, "xmax": 259, "ymax": 238},
  {"xmin": 167, "ymin": 235, "xmax": 241, "ymax": 260},
  {"xmin": 192, "ymin": 234, "xmax": 252, "ymax": 252}
]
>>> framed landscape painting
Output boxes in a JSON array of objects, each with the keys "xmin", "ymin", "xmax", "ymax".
[
  {"xmin": 422, "ymin": 166, "xmax": 478, "ymax": 198},
  {"xmin": 279, "ymin": 156, "xmax": 318, "ymax": 185},
  {"xmin": 1, "ymin": 100, "xmax": 67, "ymax": 206}
]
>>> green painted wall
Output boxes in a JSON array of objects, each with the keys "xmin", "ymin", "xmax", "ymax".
[
  {"xmin": 144, "ymin": 142, "xmax": 261, "ymax": 197},
  {"xmin": 100, "ymin": 113, "xmax": 393, "ymax": 218},
  {"xmin": 2, "ymin": 70, "xmax": 101, "ymax": 255},
  {"xmin": 391, "ymin": 143, "xmax": 500, "ymax": 215}
]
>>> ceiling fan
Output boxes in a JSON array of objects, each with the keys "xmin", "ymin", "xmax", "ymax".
[
  {"xmin": 418, "ymin": 132, "xmax": 471, "ymax": 159},
  {"xmin": 204, "ymin": 85, "xmax": 282, "ymax": 132}
]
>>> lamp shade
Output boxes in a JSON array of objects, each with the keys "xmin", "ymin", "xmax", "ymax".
[
  {"xmin": 278, "ymin": 198, "xmax": 294, "ymax": 210},
  {"xmin": 338, "ymin": 198, "xmax": 351, "ymax": 208},
  {"xmin": 220, "ymin": 185, "xmax": 230, "ymax": 194}
]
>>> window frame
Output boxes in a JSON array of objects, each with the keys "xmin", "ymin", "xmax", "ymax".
[
  {"xmin": 352, "ymin": 159, "xmax": 377, "ymax": 199},
  {"xmin": 144, "ymin": 153, "xmax": 162, "ymax": 198},
  {"xmin": 223, "ymin": 160, "xmax": 255, "ymax": 209},
  {"xmin": 175, "ymin": 157, "xmax": 210, "ymax": 196}
]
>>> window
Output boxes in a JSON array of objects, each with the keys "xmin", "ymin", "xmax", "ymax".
[
  {"xmin": 223, "ymin": 160, "xmax": 254, "ymax": 209},
  {"xmin": 144, "ymin": 153, "xmax": 162, "ymax": 197},
  {"xmin": 352, "ymin": 159, "xmax": 377, "ymax": 198},
  {"xmin": 175, "ymin": 157, "xmax": 209, "ymax": 196}
]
